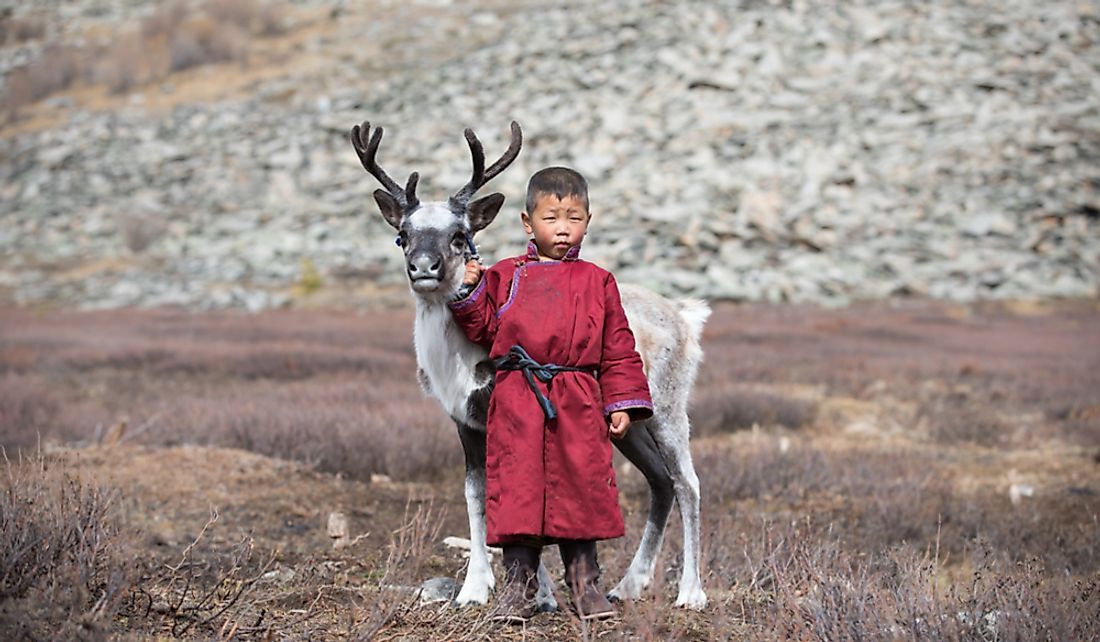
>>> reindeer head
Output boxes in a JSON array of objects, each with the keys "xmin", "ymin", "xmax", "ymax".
[{"xmin": 351, "ymin": 121, "xmax": 522, "ymax": 298}]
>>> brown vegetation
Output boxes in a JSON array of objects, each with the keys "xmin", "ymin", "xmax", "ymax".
[
  {"xmin": 0, "ymin": 454, "xmax": 135, "ymax": 639},
  {"xmin": 0, "ymin": 299, "xmax": 1097, "ymax": 639},
  {"xmin": 1, "ymin": 0, "xmax": 289, "ymax": 119},
  {"xmin": 0, "ymin": 11, "xmax": 47, "ymax": 46}
]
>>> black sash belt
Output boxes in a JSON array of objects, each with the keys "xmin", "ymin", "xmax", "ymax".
[{"xmin": 492, "ymin": 345, "xmax": 595, "ymax": 420}]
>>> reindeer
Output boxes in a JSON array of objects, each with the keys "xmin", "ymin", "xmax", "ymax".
[{"xmin": 350, "ymin": 120, "xmax": 709, "ymax": 610}]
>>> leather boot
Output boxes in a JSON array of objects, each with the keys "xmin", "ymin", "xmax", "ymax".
[
  {"xmin": 494, "ymin": 545, "xmax": 540, "ymax": 623},
  {"xmin": 560, "ymin": 540, "xmax": 616, "ymax": 620}
]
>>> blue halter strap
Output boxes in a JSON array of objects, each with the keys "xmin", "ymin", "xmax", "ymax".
[{"xmin": 464, "ymin": 234, "xmax": 479, "ymax": 261}]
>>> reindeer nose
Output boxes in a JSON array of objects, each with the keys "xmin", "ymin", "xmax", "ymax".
[{"xmin": 408, "ymin": 252, "xmax": 443, "ymax": 280}]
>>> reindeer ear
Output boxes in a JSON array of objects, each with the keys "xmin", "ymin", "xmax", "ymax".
[
  {"xmin": 373, "ymin": 189, "xmax": 404, "ymax": 230},
  {"xmin": 467, "ymin": 193, "xmax": 506, "ymax": 233}
]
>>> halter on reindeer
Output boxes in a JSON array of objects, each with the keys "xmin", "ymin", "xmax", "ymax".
[{"xmin": 350, "ymin": 120, "xmax": 708, "ymax": 610}]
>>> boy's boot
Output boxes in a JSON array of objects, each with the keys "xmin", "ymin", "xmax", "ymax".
[
  {"xmin": 560, "ymin": 540, "xmax": 616, "ymax": 620},
  {"xmin": 494, "ymin": 545, "xmax": 540, "ymax": 623}
]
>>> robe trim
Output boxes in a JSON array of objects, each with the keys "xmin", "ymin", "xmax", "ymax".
[
  {"xmin": 496, "ymin": 266, "xmax": 523, "ymax": 318},
  {"xmin": 604, "ymin": 399, "xmax": 654, "ymax": 415},
  {"xmin": 448, "ymin": 275, "xmax": 487, "ymax": 311}
]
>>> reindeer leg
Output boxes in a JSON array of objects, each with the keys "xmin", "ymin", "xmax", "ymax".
[
  {"xmin": 454, "ymin": 422, "xmax": 494, "ymax": 606},
  {"xmin": 609, "ymin": 418, "xmax": 675, "ymax": 602},
  {"xmin": 453, "ymin": 421, "xmax": 557, "ymax": 610},
  {"xmin": 653, "ymin": 413, "xmax": 707, "ymax": 610}
]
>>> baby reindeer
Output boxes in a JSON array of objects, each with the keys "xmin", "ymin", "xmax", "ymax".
[{"xmin": 350, "ymin": 120, "xmax": 709, "ymax": 610}]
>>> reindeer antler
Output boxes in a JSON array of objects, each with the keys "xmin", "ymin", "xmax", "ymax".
[
  {"xmin": 351, "ymin": 121, "xmax": 420, "ymax": 210},
  {"xmin": 451, "ymin": 121, "xmax": 523, "ymax": 208}
]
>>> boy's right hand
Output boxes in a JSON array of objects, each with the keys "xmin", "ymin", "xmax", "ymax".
[{"xmin": 463, "ymin": 259, "xmax": 484, "ymax": 286}]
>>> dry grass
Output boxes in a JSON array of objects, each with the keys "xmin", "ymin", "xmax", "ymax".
[
  {"xmin": 204, "ymin": 0, "xmax": 288, "ymax": 37},
  {"xmin": 0, "ymin": 45, "xmax": 81, "ymax": 111},
  {"xmin": 0, "ymin": 308, "xmax": 459, "ymax": 482},
  {"xmin": 696, "ymin": 299, "xmax": 1100, "ymax": 449},
  {"xmin": 730, "ymin": 519, "xmax": 1099, "ymax": 641},
  {"xmin": 0, "ymin": 13, "xmax": 46, "ymax": 45},
  {"xmin": 0, "ymin": 374, "xmax": 59, "ymax": 450},
  {"xmin": 0, "ymin": 300, "xmax": 1097, "ymax": 639},
  {"xmin": 1, "ymin": 0, "xmax": 289, "ymax": 119},
  {"xmin": 691, "ymin": 386, "xmax": 818, "ymax": 436},
  {"xmin": 0, "ymin": 453, "xmax": 136, "ymax": 639}
]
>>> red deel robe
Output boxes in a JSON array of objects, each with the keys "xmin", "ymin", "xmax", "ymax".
[{"xmin": 449, "ymin": 241, "xmax": 653, "ymax": 545}]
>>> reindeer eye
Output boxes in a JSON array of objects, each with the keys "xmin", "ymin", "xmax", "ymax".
[{"xmin": 451, "ymin": 232, "xmax": 466, "ymax": 249}]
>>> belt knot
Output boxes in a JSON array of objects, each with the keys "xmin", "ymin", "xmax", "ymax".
[{"xmin": 492, "ymin": 345, "xmax": 594, "ymax": 420}]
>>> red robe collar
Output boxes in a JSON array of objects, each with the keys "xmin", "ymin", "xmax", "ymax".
[{"xmin": 525, "ymin": 240, "xmax": 581, "ymax": 262}]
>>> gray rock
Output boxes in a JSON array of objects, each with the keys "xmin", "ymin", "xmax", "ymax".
[
  {"xmin": 961, "ymin": 213, "xmax": 1018, "ymax": 237},
  {"xmin": 417, "ymin": 577, "xmax": 457, "ymax": 604},
  {"xmin": 0, "ymin": 0, "xmax": 1096, "ymax": 310}
]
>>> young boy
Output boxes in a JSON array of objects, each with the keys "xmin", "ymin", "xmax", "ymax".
[{"xmin": 448, "ymin": 167, "xmax": 653, "ymax": 622}]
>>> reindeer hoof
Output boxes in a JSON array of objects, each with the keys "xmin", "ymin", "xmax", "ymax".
[
  {"xmin": 674, "ymin": 586, "xmax": 708, "ymax": 610},
  {"xmin": 454, "ymin": 575, "xmax": 493, "ymax": 607},
  {"xmin": 453, "ymin": 592, "xmax": 489, "ymax": 607},
  {"xmin": 609, "ymin": 575, "xmax": 647, "ymax": 602}
]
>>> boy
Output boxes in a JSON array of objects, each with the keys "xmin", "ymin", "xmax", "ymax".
[{"xmin": 448, "ymin": 167, "xmax": 653, "ymax": 622}]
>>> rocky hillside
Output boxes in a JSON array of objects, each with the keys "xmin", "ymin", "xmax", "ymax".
[{"xmin": 1, "ymin": 0, "xmax": 1097, "ymax": 310}]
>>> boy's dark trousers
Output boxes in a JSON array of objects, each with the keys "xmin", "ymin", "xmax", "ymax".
[{"xmin": 500, "ymin": 540, "xmax": 615, "ymax": 620}]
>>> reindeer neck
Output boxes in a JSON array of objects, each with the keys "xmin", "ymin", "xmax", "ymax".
[
  {"xmin": 412, "ymin": 293, "xmax": 487, "ymax": 426},
  {"xmin": 413, "ymin": 294, "xmax": 456, "ymax": 336}
]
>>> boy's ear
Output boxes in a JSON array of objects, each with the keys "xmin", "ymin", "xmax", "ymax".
[
  {"xmin": 468, "ymin": 193, "xmax": 506, "ymax": 233},
  {"xmin": 520, "ymin": 211, "xmax": 534, "ymax": 235},
  {"xmin": 373, "ymin": 190, "xmax": 404, "ymax": 230}
]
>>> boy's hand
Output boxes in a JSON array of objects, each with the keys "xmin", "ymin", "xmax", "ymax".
[
  {"xmin": 609, "ymin": 411, "xmax": 631, "ymax": 440},
  {"xmin": 463, "ymin": 259, "xmax": 484, "ymax": 286}
]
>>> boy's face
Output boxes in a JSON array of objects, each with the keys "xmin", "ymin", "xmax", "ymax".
[{"xmin": 521, "ymin": 193, "xmax": 591, "ymax": 260}]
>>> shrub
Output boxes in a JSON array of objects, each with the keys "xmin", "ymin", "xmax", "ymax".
[
  {"xmin": 0, "ymin": 455, "xmax": 136, "ymax": 639},
  {"xmin": 1, "ymin": 44, "xmax": 80, "ymax": 116},
  {"xmin": 0, "ymin": 374, "xmax": 58, "ymax": 451},
  {"xmin": 95, "ymin": 34, "xmax": 148, "ymax": 95},
  {"xmin": 117, "ymin": 211, "xmax": 167, "ymax": 253},
  {"xmin": 141, "ymin": 1, "xmax": 189, "ymax": 40},
  {"xmin": 256, "ymin": 3, "xmax": 288, "ymax": 36},
  {"xmin": 691, "ymin": 386, "xmax": 818, "ymax": 435},
  {"xmin": 0, "ymin": 13, "xmax": 47, "ymax": 45},
  {"xmin": 1, "ymin": 0, "xmax": 287, "ymax": 113},
  {"xmin": 742, "ymin": 523, "xmax": 1100, "ymax": 641},
  {"xmin": 203, "ymin": 0, "xmax": 260, "ymax": 30},
  {"xmin": 295, "ymin": 258, "xmax": 324, "ymax": 296}
]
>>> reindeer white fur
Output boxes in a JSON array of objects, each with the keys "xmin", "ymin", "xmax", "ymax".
[{"xmin": 351, "ymin": 121, "xmax": 709, "ymax": 610}]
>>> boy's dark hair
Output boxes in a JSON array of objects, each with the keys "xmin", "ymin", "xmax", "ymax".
[{"xmin": 525, "ymin": 166, "xmax": 589, "ymax": 213}]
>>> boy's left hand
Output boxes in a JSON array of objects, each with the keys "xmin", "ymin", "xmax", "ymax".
[{"xmin": 609, "ymin": 411, "xmax": 631, "ymax": 440}]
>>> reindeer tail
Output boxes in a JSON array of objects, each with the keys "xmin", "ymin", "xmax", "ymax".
[
  {"xmin": 673, "ymin": 298, "xmax": 710, "ymax": 400},
  {"xmin": 676, "ymin": 299, "xmax": 711, "ymax": 342}
]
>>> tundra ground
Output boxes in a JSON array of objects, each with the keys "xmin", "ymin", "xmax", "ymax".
[{"xmin": 1, "ymin": 299, "xmax": 1098, "ymax": 640}]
